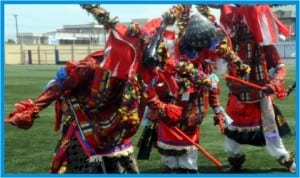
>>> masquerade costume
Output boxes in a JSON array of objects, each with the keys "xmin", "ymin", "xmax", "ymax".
[
  {"xmin": 201, "ymin": 4, "xmax": 295, "ymax": 173},
  {"xmin": 5, "ymin": 5, "xmax": 183, "ymax": 173},
  {"xmin": 146, "ymin": 11, "xmax": 249, "ymax": 173}
]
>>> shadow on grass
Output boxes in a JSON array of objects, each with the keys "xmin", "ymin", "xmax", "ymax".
[{"xmin": 140, "ymin": 166, "xmax": 291, "ymax": 174}]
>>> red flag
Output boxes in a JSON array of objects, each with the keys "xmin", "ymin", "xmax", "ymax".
[{"xmin": 101, "ymin": 24, "xmax": 141, "ymax": 79}]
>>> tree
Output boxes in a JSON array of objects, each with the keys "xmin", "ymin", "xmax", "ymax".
[{"xmin": 6, "ymin": 39, "xmax": 16, "ymax": 44}]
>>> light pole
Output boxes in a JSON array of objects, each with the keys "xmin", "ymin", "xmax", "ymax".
[
  {"xmin": 13, "ymin": 14, "xmax": 19, "ymax": 44},
  {"xmin": 13, "ymin": 14, "xmax": 24, "ymax": 64}
]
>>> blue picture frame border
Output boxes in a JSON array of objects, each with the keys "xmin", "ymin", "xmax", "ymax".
[{"xmin": 1, "ymin": 0, "xmax": 299, "ymax": 177}]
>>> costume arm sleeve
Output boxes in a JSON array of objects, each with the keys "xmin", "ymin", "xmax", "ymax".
[
  {"xmin": 262, "ymin": 45, "xmax": 287, "ymax": 97},
  {"xmin": 142, "ymin": 85, "xmax": 167, "ymax": 115},
  {"xmin": 114, "ymin": 78, "xmax": 141, "ymax": 139},
  {"xmin": 209, "ymin": 83, "xmax": 221, "ymax": 109},
  {"xmin": 80, "ymin": 4, "xmax": 118, "ymax": 30},
  {"xmin": 207, "ymin": 76, "xmax": 225, "ymax": 133},
  {"xmin": 34, "ymin": 59, "xmax": 96, "ymax": 111},
  {"xmin": 142, "ymin": 82, "xmax": 182, "ymax": 124},
  {"xmin": 6, "ymin": 51, "xmax": 99, "ymax": 130},
  {"xmin": 264, "ymin": 45, "xmax": 286, "ymax": 82}
]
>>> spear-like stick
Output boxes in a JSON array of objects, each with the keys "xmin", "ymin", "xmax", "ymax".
[
  {"xmin": 286, "ymin": 81, "xmax": 296, "ymax": 96},
  {"xmin": 158, "ymin": 120, "xmax": 223, "ymax": 169},
  {"xmin": 224, "ymin": 74, "xmax": 296, "ymax": 97},
  {"xmin": 223, "ymin": 74, "xmax": 265, "ymax": 90}
]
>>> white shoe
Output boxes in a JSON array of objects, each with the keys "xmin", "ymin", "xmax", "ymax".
[{"xmin": 289, "ymin": 162, "xmax": 296, "ymax": 173}]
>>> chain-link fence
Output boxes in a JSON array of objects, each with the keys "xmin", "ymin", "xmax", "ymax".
[
  {"xmin": 5, "ymin": 44, "xmax": 104, "ymax": 65},
  {"xmin": 276, "ymin": 41, "xmax": 296, "ymax": 59}
]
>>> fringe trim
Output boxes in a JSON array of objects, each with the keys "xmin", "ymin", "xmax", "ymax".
[
  {"xmin": 227, "ymin": 125, "xmax": 261, "ymax": 132},
  {"xmin": 98, "ymin": 146, "xmax": 134, "ymax": 158},
  {"xmin": 87, "ymin": 146, "xmax": 134, "ymax": 162},
  {"xmin": 88, "ymin": 155, "xmax": 104, "ymax": 163},
  {"xmin": 157, "ymin": 141, "xmax": 197, "ymax": 151}
]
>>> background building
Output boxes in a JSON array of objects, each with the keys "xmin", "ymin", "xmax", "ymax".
[
  {"xmin": 14, "ymin": 5, "xmax": 295, "ymax": 45},
  {"xmin": 16, "ymin": 18, "xmax": 148, "ymax": 45},
  {"xmin": 272, "ymin": 5, "xmax": 296, "ymax": 39},
  {"xmin": 7, "ymin": 6, "xmax": 296, "ymax": 65},
  {"xmin": 17, "ymin": 22, "xmax": 106, "ymax": 45}
]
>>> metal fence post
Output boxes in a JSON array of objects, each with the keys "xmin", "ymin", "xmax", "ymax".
[
  {"xmin": 71, "ymin": 42, "xmax": 75, "ymax": 61},
  {"xmin": 37, "ymin": 44, "xmax": 41, "ymax": 64},
  {"xmin": 55, "ymin": 48, "xmax": 60, "ymax": 64},
  {"xmin": 28, "ymin": 50, "xmax": 32, "ymax": 64}
]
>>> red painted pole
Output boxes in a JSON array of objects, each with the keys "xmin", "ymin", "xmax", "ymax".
[
  {"xmin": 159, "ymin": 121, "xmax": 223, "ymax": 169},
  {"xmin": 223, "ymin": 74, "xmax": 265, "ymax": 90}
]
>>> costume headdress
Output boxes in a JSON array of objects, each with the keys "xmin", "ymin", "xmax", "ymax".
[{"xmin": 220, "ymin": 4, "xmax": 290, "ymax": 45}]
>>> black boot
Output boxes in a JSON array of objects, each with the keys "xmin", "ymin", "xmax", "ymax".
[
  {"xmin": 177, "ymin": 168, "xmax": 199, "ymax": 173},
  {"xmin": 222, "ymin": 154, "xmax": 245, "ymax": 173},
  {"xmin": 161, "ymin": 167, "xmax": 177, "ymax": 173}
]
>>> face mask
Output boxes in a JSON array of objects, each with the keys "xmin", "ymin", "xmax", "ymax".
[{"xmin": 181, "ymin": 40, "xmax": 199, "ymax": 59}]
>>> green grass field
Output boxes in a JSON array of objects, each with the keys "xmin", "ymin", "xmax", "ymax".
[{"xmin": 4, "ymin": 64, "xmax": 297, "ymax": 174}]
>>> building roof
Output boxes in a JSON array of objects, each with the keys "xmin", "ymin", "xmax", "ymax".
[
  {"xmin": 272, "ymin": 5, "xmax": 296, "ymax": 17},
  {"xmin": 62, "ymin": 22, "xmax": 104, "ymax": 29},
  {"xmin": 17, "ymin": 32, "xmax": 43, "ymax": 37}
]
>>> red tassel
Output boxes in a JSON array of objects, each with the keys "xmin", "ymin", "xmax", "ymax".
[{"xmin": 5, "ymin": 99, "xmax": 37, "ymax": 129}]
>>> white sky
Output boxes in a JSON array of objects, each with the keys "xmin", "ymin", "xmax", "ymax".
[{"xmin": 4, "ymin": 4, "xmax": 220, "ymax": 41}]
